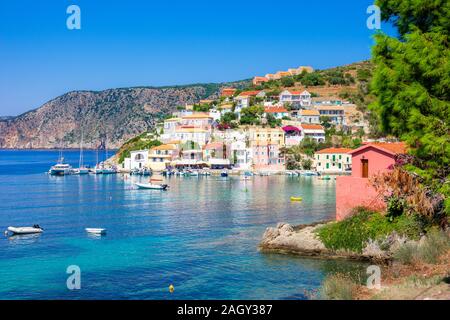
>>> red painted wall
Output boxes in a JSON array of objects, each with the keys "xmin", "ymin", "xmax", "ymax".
[
  {"xmin": 336, "ymin": 176, "xmax": 386, "ymax": 221},
  {"xmin": 351, "ymin": 146, "xmax": 396, "ymax": 178}
]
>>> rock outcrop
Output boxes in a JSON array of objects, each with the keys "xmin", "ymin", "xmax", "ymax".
[{"xmin": 259, "ymin": 221, "xmax": 397, "ymax": 262}]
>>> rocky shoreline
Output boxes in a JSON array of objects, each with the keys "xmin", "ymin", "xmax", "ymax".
[{"xmin": 259, "ymin": 221, "xmax": 393, "ymax": 263}]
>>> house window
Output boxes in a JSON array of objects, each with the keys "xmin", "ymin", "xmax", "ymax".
[
  {"xmin": 326, "ymin": 155, "xmax": 329, "ymax": 160},
  {"xmin": 326, "ymin": 163, "xmax": 329, "ymax": 169}
]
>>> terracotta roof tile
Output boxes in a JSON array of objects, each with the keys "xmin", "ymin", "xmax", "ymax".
[{"xmin": 316, "ymin": 147, "xmax": 353, "ymax": 154}]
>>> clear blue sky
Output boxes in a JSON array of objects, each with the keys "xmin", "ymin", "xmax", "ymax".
[{"xmin": 0, "ymin": 0, "xmax": 393, "ymax": 116}]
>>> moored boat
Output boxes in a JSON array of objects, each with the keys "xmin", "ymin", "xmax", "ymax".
[
  {"xmin": 85, "ymin": 228, "xmax": 106, "ymax": 235},
  {"xmin": 135, "ymin": 182, "xmax": 169, "ymax": 190},
  {"xmin": 49, "ymin": 162, "xmax": 72, "ymax": 176},
  {"xmin": 135, "ymin": 178, "xmax": 168, "ymax": 190},
  {"xmin": 7, "ymin": 225, "xmax": 43, "ymax": 235}
]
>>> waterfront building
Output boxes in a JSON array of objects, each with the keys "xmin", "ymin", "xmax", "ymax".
[
  {"xmin": 282, "ymin": 125, "xmax": 303, "ymax": 146},
  {"xmin": 129, "ymin": 150, "xmax": 149, "ymax": 170},
  {"xmin": 248, "ymin": 127, "xmax": 285, "ymax": 147},
  {"xmin": 336, "ymin": 142, "xmax": 407, "ymax": 221},
  {"xmin": 230, "ymin": 140, "xmax": 252, "ymax": 170},
  {"xmin": 314, "ymin": 148, "xmax": 352, "ymax": 173},
  {"xmin": 148, "ymin": 144, "xmax": 179, "ymax": 171},
  {"xmin": 251, "ymin": 142, "xmax": 285, "ymax": 171}
]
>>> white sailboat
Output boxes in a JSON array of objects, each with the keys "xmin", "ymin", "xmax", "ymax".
[{"xmin": 73, "ymin": 132, "xmax": 89, "ymax": 175}]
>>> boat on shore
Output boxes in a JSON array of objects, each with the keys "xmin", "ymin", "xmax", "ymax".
[{"xmin": 7, "ymin": 225, "xmax": 43, "ymax": 235}]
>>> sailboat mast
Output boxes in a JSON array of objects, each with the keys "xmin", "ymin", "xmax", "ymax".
[{"xmin": 79, "ymin": 131, "xmax": 84, "ymax": 168}]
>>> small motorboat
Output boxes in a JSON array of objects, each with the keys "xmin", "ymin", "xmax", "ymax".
[
  {"xmin": 290, "ymin": 197, "xmax": 303, "ymax": 202},
  {"xmin": 220, "ymin": 170, "xmax": 229, "ymax": 177},
  {"xmin": 85, "ymin": 228, "xmax": 106, "ymax": 235},
  {"xmin": 7, "ymin": 225, "xmax": 43, "ymax": 235},
  {"xmin": 135, "ymin": 179, "xmax": 168, "ymax": 190},
  {"xmin": 135, "ymin": 183, "xmax": 169, "ymax": 190}
]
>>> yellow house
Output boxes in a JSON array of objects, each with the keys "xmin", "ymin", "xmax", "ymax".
[
  {"xmin": 248, "ymin": 127, "xmax": 285, "ymax": 147},
  {"xmin": 148, "ymin": 144, "xmax": 179, "ymax": 171}
]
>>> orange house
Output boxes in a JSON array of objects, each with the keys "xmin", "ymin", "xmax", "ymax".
[{"xmin": 335, "ymin": 142, "xmax": 407, "ymax": 221}]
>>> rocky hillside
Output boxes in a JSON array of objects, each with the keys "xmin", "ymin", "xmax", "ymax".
[{"xmin": 0, "ymin": 82, "xmax": 249, "ymax": 149}]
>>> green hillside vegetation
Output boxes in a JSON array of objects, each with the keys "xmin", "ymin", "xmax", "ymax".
[{"xmin": 116, "ymin": 132, "xmax": 162, "ymax": 163}]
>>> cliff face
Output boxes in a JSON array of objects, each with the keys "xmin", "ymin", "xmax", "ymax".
[{"xmin": 0, "ymin": 82, "xmax": 247, "ymax": 149}]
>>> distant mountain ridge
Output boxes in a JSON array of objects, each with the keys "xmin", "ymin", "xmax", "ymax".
[{"xmin": 0, "ymin": 81, "xmax": 249, "ymax": 149}]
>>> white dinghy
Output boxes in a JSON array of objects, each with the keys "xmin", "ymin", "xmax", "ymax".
[
  {"xmin": 85, "ymin": 228, "xmax": 106, "ymax": 235},
  {"xmin": 135, "ymin": 178, "xmax": 168, "ymax": 190},
  {"xmin": 7, "ymin": 225, "xmax": 43, "ymax": 235}
]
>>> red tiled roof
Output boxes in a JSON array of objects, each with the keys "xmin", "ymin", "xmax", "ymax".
[
  {"xmin": 300, "ymin": 124, "xmax": 324, "ymax": 130},
  {"xmin": 221, "ymin": 88, "xmax": 237, "ymax": 96},
  {"xmin": 316, "ymin": 147, "xmax": 353, "ymax": 154},
  {"xmin": 239, "ymin": 90, "xmax": 261, "ymax": 97},
  {"xmin": 265, "ymin": 107, "xmax": 288, "ymax": 113},
  {"xmin": 350, "ymin": 142, "xmax": 407, "ymax": 155},
  {"xmin": 367, "ymin": 142, "xmax": 407, "ymax": 154}
]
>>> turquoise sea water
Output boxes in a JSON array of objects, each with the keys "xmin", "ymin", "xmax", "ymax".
[{"xmin": 0, "ymin": 150, "xmax": 365, "ymax": 300}]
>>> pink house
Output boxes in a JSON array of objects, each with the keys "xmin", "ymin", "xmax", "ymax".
[
  {"xmin": 252, "ymin": 143, "xmax": 285, "ymax": 171},
  {"xmin": 335, "ymin": 142, "xmax": 407, "ymax": 221}
]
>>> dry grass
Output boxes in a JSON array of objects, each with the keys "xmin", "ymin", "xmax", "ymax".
[
  {"xmin": 355, "ymin": 250, "xmax": 450, "ymax": 300},
  {"xmin": 321, "ymin": 274, "xmax": 358, "ymax": 300}
]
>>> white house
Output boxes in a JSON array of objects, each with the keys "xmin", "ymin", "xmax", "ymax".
[
  {"xmin": 279, "ymin": 90, "xmax": 311, "ymax": 108},
  {"xmin": 299, "ymin": 109, "xmax": 320, "ymax": 124},
  {"xmin": 129, "ymin": 150, "xmax": 149, "ymax": 170},
  {"xmin": 234, "ymin": 91, "xmax": 265, "ymax": 116},
  {"xmin": 209, "ymin": 109, "xmax": 222, "ymax": 122},
  {"xmin": 316, "ymin": 106, "xmax": 346, "ymax": 125},
  {"xmin": 264, "ymin": 106, "xmax": 289, "ymax": 119},
  {"xmin": 314, "ymin": 148, "xmax": 352, "ymax": 173},
  {"xmin": 231, "ymin": 140, "xmax": 253, "ymax": 170},
  {"xmin": 300, "ymin": 124, "xmax": 326, "ymax": 143},
  {"xmin": 174, "ymin": 127, "xmax": 211, "ymax": 146},
  {"xmin": 181, "ymin": 113, "xmax": 214, "ymax": 128}
]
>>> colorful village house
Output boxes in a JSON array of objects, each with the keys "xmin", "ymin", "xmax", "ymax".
[{"xmin": 335, "ymin": 142, "xmax": 407, "ymax": 221}]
